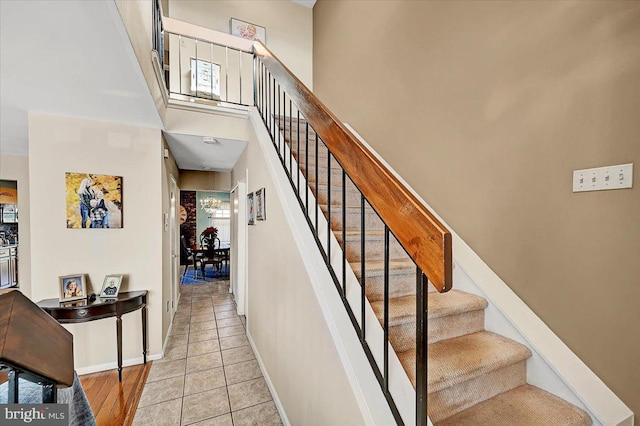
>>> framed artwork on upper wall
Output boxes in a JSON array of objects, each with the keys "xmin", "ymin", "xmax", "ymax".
[
  {"xmin": 65, "ymin": 173, "xmax": 123, "ymax": 229},
  {"xmin": 255, "ymin": 188, "xmax": 266, "ymax": 221},
  {"xmin": 230, "ymin": 18, "xmax": 266, "ymax": 43}
]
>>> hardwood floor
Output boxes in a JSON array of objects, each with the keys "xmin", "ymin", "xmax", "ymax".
[{"xmin": 79, "ymin": 363, "xmax": 151, "ymax": 426}]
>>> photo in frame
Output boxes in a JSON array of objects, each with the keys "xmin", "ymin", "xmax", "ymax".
[
  {"xmin": 100, "ymin": 274, "xmax": 123, "ymax": 298},
  {"xmin": 247, "ymin": 192, "xmax": 255, "ymax": 225},
  {"xmin": 190, "ymin": 58, "xmax": 221, "ymax": 100},
  {"xmin": 255, "ymin": 188, "xmax": 266, "ymax": 221},
  {"xmin": 230, "ymin": 18, "xmax": 266, "ymax": 43},
  {"xmin": 65, "ymin": 172, "xmax": 123, "ymax": 229},
  {"xmin": 59, "ymin": 274, "xmax": 87, "ymax": 302}
]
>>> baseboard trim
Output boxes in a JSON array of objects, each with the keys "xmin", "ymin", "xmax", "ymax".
[
  {"xmin": 76, "ymin": 354, "xmax": 162, "ymax": 376},
  {"xmin": 246, "ymin": 331, "xmax": 292, "ymax": 426}
]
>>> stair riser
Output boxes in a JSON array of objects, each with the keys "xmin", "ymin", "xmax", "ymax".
[
  {"xmin": 315, "ymin": 187, "xmax": 365, "ymax": 208},
  {"xmin": 339, "ymin": 237, "xmax": 408, "ymax": 262},
  {"xmin": 356, "ymin": 270, "xmax": 416, "ymax": 301},
  {"xmin": 428, "ymin": 361, "xmax": 527, "ymax": 423},
  {"xmin": 302, "ymin": 167, "xmax": 345, "ymax": 186},
  {"xmin": 387, "ymin": 309, "xmax": 486, "ymax": 353},
  {"xmin": 321, "ymin": 207, "xmax": 384, "ymax": 231}
]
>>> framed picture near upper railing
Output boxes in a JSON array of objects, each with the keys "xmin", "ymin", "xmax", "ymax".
[
  {"xmin": 190, "ymin": 59, "xmax": 221, "ymax": 100},
  {"xmin": 230, "ymin": 18, "xmax": 266, "ymax": 43}
]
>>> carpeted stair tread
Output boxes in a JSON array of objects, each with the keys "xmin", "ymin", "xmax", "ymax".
[
  {"xmin": 397, "ymin": 331, "xmax": 532, "ymax": 391},
  {"xmin": 370, "ymin": 290, "xmax": 487, "ymax": 327},
  {"xmin": 435, "ymin": 384, "xmax": 592, "ymax": 426},
  {"xmin": 371, "ymin": 295, "xmax": 416, "ymax": 327},
  {"xmin": 429, "ymin": 290, "xmax": 488, "ymax": 319},
  {"xmin": 428, "ymin": 331, "xmax": 531, "ymax": 392}
]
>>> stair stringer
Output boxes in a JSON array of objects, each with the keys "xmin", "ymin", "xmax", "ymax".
[
  {"xmin": 344, "ymin": 123, "xmax": 634, "ymax": 426},
  {"xmin": 248, "ymin": 109, "xmax": 414, "ymax": 425}
]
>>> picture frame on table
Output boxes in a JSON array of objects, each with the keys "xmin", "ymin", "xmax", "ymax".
[
  {"xmin": 230, "ymin": 18, "xmax": 266, "ymax": 43},
  {"xmin": 248, "ymin": 192, "xmax": 255, "ymax": 225},
  {"xmin": 59, "ymin": 274, "xmax": 87, "ymax": 302},
  {"xmin": 100, "ymin": 274, "xmax": 123, "ymax": 298},
  {"xmin": 255, "ymin": 188, "xmax": 266, "ymax": 221}
]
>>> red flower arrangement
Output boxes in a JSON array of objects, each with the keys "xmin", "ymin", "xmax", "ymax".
[{"xmin": 201, "ymin": 226, "xmax": 218, "ymax": 238}]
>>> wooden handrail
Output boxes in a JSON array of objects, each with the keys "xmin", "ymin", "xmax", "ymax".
[
  {"xmin": 0, "ymin": 290, "xmax": 74, "ymax": 387},
  {"xmin": 253, "ymin": 42, "xmax": 452, "ymax": 292}
]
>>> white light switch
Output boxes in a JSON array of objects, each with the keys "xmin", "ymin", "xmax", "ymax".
[{"xmin": 573, "ymin": 163, "xmax": 633, "ymax": 192}]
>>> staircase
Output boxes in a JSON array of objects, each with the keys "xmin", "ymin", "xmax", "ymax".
[{"xmin": 279, "ymin": 117, "xmax": 592, "ymax": 426}]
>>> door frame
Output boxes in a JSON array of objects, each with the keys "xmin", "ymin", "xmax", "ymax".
[{"xmin": 230, "ymin": 180, "xmax": 247, "ymax": 315}]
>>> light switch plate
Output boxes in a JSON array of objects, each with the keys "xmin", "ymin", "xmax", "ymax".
[{"xmin": 573, "ymin": 163, "xmax": 633, "ymax": 192}]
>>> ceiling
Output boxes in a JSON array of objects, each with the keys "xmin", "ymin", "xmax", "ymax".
[
  {"xmin": 0, "ymin": 0, "xmax": 163, "ymax": 156},
  {"xmin": 1, "ymin": 0, "xmax": 251, "ymax": 172},
  {"xmin": 164, "ymin": 132, "xmax": 248, "ymax": 172}
]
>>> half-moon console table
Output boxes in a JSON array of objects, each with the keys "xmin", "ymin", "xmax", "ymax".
[{"xmin": 37, "ymin": 290, "xmax": 148, "ymax": 382}]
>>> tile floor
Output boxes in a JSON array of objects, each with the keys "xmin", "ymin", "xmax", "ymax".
[{"xmin": 132, "ymin": 281, "xmax": 283, "ymax": 426}]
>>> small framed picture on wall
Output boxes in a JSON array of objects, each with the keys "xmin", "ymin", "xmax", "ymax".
[
  {"xmin": 255, "ymin": 188, "xmax": 266, "ymax": 221},
  {"xmin": 247, "ymin": 192, "xmax": 255, "ymax": 225}
]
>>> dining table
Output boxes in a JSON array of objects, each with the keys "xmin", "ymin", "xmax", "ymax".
[{"xmin": 191, "ymin": 242, "xmax": 230, "ymax": 279}]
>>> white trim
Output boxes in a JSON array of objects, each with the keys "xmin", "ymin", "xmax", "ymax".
[
  {"xmin": 167, "ymin": 96, "xmax": 249, "ymax": 118},
  {"xmin": 75, "ymin": 354, "xmax": 162, "ymax": 376},
  {"xmin": 344, "ymin": 123, "xmax": 634, "ymax": 426}
]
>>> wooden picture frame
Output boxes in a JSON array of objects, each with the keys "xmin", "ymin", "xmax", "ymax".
[
  {"xmin": 59, "ymin": 274, "xmax": 87, "ymax": 302},
  {"xmin": 100, "ymin": 274, "xmax": 123, "ymax": 298},
  {"xmin": 255, "ymin": 188, "xmax": 266, "ymax": 221},
  {"xmin": 230, "ymin": 18, "xmax": 266, "ymax": 43}
]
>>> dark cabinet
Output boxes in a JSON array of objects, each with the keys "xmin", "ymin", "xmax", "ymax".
[{"xmin": 0, "ymin": 246, "xmax": 17, "ymax": 288}]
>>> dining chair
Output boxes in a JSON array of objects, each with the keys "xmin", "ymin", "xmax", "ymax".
[
  {"xmin": 180, "ymin": 236, "xmax": 201, "ymax": 281},
  {"xmin": 200, "ymin": 237, "xmax": 224, "ymax": 278}
]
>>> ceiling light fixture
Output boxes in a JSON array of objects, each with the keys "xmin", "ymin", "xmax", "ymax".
[
  {"xmin": 200, "ymin": 194, "xmax": 221, "ymax": 214},
  {"xmin": 203, "ymin": 137, "xmax": 219, "ymax": 145}
]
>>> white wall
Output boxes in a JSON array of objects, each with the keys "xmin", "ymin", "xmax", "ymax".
[
  {"xmin": 168, "ymin": 0, "xmax": 313, "ymax": 89},
  {"xmin": 0, "ymin": 154, "xmax": 31, "ymax": 298},
  {"xmin": 230, "ymin": 113, "xmax": 379, "ymax": 425},
  {"xmin": 28, "ymin": 113, "xmax": 164, "ymax": 371}
]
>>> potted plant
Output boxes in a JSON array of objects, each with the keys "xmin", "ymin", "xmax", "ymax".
[{"xmin": 200, "ymin": 226, "xmax": 218, "ymax": 247}]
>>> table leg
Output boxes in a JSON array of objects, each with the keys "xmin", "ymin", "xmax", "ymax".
[
  {"xmin": 116, "ymin": 315, "xmax": 123, "ymax": 382},
  {"xmin": 142, "ymin": 304, "xmax": 148, "ymax": 364}
]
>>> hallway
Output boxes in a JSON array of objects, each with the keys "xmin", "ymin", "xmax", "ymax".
[{"xmin": 132, "ymin": 281, "xmax": 283, "ymax": 425}]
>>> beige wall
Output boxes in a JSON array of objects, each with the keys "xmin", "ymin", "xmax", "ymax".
[
  {"xmin": 314, "ymin": 0, "xmax": 640, "ymax": 416},
  {"xmin": 28, "ymin": 113, "xmax": 165, "ymax": 370},
  {"xmin": 0, "ymin": 155, "xmax": 31, "ymax": 298},
  {"xmin": 168, "ymin": 0, "xmax": 313, "ymax": 88},
  {"xmin": 179, "ymin": 170, "xmax": 231, "ymax": 191},
  {"xmin": 230, "ymin": 125, "xmax": 365, "ymax": 426}
]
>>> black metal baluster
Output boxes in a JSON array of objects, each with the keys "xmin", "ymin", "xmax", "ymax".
[
  {"xmin": 305, "ymin": 122, "xmax": 309, "ymax": 215},
  {"xmin": 315, "ymin": 134, "xmax": 319, "ymax": 233},
  {"xmin": 289, "ymin": 99, "xmax": 293, "ymax": 179},
  {"xmin": 297, "ymin": 110, "xmax": 300, "ymax": 193},
  {"xmin": 272, "ymin": 77, "xmax": 276, "ymax": 140},
  {"xmin": 282, "ymin": 90, "xmax": 286, "ymax": 166},
  {"xmin": 361, "ymin": 194, "xmax": 366, "ymax": 341},
  {"xmin": 277, "ymin": 85, "xmax": 281, "ymax": 157},
  {"xmin": 253, "ymin": 55, "xmax": 257, "ymax": 107},
  {"xmin": 342, "ymin": 171, "xmax": 347, "ymax": 297},
  {"xmin": 327, "ymin": 151, "xmax": 332, "ymax": 265},
  {"xmin": 383, "ymin": 225, "xmax": 390, "ymax": 393},
  {"xmin": 416, "ymin": 268, "xmax": 428, "ymax": 426}
]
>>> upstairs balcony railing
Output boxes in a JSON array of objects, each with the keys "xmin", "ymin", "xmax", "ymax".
[{"xmin": 152, "ymin": 8, "xmax": 452, "ymax": 425}]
